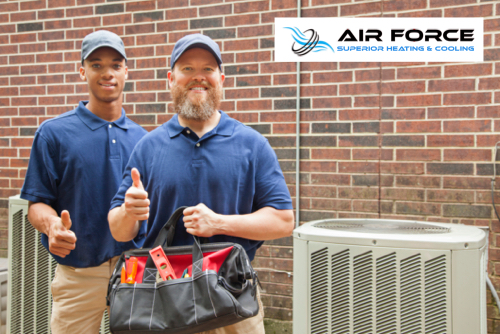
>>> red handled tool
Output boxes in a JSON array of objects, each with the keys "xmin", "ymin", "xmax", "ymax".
[
  {"xmin": 125, "ymin": 257, "xmax": 138, "ymax": 284},
  {"xmin": 149, "ymin": 246, "xmax": 177, "ymax": 281}
]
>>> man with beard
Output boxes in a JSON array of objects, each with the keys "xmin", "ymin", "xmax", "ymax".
[
  {"xmin": 21, "ymin": 30, "xmax": 147, "ymax": 332},
  {"xmin": 108, "ymin": 34, "xmax": 294, "ymax": 333}
]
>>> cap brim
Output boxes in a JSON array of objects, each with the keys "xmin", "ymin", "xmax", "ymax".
[
  {"xmin": 81, "ymin": 44, "xmax": 127, "ymax": 64},
  {"xmin": 172, "ymin": 42, "xmax": 222, "ymax": 69}
]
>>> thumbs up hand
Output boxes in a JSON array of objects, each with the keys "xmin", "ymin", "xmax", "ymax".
[
  {"xmin": 48, "ymin": 210, "xmax": 77, "ymax": 258},
  {"xmin": 124, "ymin": 168, "xmax": 150, "ymax": 221}
]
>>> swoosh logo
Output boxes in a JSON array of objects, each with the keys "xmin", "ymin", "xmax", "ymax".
[{"xmin": 285, "ymin": 27, "xmax": 334, "ymax": 56}]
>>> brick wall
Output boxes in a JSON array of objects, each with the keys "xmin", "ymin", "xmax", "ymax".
[{"xmin": 1, "ymin": 0, "xmax": 499, "ymax": 331}]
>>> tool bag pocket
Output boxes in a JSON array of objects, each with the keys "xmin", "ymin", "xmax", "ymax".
[{"xmin": 107, "ymin": 207, "xmax": 259, "ymax": 334}]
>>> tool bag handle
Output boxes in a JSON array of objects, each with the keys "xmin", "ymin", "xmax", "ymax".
[{"xmin": 145, "ymin": 206, "xmax": 187, "ymax": 268}]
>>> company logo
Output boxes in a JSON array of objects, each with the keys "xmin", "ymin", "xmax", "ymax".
[{"xmin": 285, "ymin": 27, "xmax": 334, "ymax": 56}]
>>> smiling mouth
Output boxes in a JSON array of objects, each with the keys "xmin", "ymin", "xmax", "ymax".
[
  {"xmin": 190, "ymin": 87, "xmax": 207, "ymax": 91},
  {"xmin": 100, "ymin": 83, "xmax": 116, "ymax": 87}
]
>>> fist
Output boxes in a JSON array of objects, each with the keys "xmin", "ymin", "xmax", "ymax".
[
  {"xmin": 48, "ymin": 210, "xmax": 77, "ymax": 258},
  {"xmin": 183, "ymin": 204, "xmax": 220, "ymax": 238}
]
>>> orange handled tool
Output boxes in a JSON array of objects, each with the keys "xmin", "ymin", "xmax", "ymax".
[
  {"xmin": 125, "ymin": 257, "xmax": 138, "ymax": 284},
  {"xmin": 149, "ymin": 246, "xmax": 177, "ymax": 281},
  {"xmin": 121, "ymin": 265, "xmax": 126, "ymax": 284}
]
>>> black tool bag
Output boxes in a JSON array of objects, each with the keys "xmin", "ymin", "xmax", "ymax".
[{"xmin": 106, "ymin": 207, "xmax": 260, "ymax": 334}]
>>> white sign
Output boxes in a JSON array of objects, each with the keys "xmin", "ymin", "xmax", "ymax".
[{"xmin": 275, "ymin": 18, "xmax": 483, "ymax": 62}]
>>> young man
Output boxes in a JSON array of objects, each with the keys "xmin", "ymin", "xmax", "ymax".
[
  {"xmin": 21, "ymin": 30, "xmax": 147, "ymax": 333},
  {"xmin": 108, "ymin": 34, "xmax": 294, "ymax": 333}
]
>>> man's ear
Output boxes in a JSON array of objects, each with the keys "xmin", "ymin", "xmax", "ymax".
[
  {"xmin": 124, "ymin": 66, "xmax": 128, "ymax": 80},
  {"xmin": 220, "ymin": 72, "xmax": 225, "ymax": 85},
  {"xmin": 79, "ymin": 66, "xmax": 86, "ymax": 81},
  {"xmin": 167, "ymin": 71, "xmax": 173, "ymax": 88}
]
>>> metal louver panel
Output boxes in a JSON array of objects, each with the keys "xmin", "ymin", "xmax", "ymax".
[
  {"xmin": 36, "ymin": 235, "xmax": 51, "ymax": 333},
  {"xmin": 425, "ymin": 255, "xmax": 447, "ymax": 334},
  {"xmin": 331, "ymin": 249, "xmax": 350, "ymax": 333},
  {"xmin": 10, "ymin": 210, "xmax": 23, "ymax": 334},
  {"xmin": 23, "ymin": 214, "xmax": 36, "ymax": 333},
  {"xmin": 353, "ymin": 251, "xmax": 373, "ymax": 334},
  {"xmin": 310, "ymin": 248, "xmax": 328, "ymax": 334},
  {"xmin": 101, "ymin": 308, "xmax": 111, "ymax": 334},
  {"xmin": 400, "ymin": 254, "xmax": 422, "ymax": 334},
  {"xmin": 376, "ymin": 252, "xmax": 397, "ymax": 334}
]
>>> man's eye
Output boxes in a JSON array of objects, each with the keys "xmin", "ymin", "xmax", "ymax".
[
  {"xmin": 205, "ymin": 68, "xmax": 214, "ymax": 71},
  {"xmin": 114, "ymin": 64, "xmax": 122, "ymax": 69},
  {"xmin": 92, "ymin": 64, "xmax": 100, "ymax": 68}
]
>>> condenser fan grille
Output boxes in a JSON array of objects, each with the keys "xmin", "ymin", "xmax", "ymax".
[{"xmin": 313, "ymin": 220, "xmax": 451, "ymax": 234}]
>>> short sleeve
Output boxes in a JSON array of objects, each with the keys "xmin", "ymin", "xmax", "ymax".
[
  {"xmin": 253, "ymin": 139, "xmax": 293, "ymax": 211},
  {"xmin": 20, "ymin": 131, "xmax": 59, "ymax": 205}
]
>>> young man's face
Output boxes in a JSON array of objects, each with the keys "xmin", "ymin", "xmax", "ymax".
[
  {"xmin": 80, "ymin": 47, "xmax": 127, "ymax": 104},
  {"xmin": 168, "ymin": 48, "xmax": 225, "ymax": 121}
]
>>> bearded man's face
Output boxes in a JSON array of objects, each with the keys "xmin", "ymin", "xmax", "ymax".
[{"xmin": 168, "ymin": 48, "xmax": 224, "ymax": 121}]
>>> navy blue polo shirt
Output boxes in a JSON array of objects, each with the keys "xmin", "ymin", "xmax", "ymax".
[
  {"xmin": 21, "ymin": 101, "xmax": 148, "ymax": 268},
  {"xmin": 110, "ymin": 111, "xmax": 292, "ymax": 260}
]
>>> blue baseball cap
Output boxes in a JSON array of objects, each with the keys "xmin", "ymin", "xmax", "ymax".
[
  {"xmin": 170, "ymin": 34, "xmax": 222, "ymax": 70},
  {"xmin": 81, "ymin": 30, "xmax": 127, "ymax": 65}
]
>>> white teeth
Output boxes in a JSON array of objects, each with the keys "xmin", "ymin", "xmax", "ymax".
[
  {"xmin": 102, "ymin": 84, "xmax": 113, "ymax": 87},
  {"xmin": 191, "ymin": 87, "xmax": 205, "ymax": 91}
]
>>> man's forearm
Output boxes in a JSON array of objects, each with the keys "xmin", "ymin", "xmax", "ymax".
[
  {"xmin": 28, "ymin": 201, "xmax": 60, "ymax": 236},
  {"xmin": 108, "ymin": 205, "xmax": 141, "ymax": 242},
  {"xmin": 216, "ymin": 207, "xmax": 294, "ymax": 241}
]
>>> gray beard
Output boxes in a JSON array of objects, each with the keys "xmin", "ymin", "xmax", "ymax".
[{"xmin": 171, "ymin": 82, "xmax": 221, "ymax": 122}]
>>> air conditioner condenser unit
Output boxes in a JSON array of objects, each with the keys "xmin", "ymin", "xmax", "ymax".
[{"xmin": 293, "ymin": 219, "xmax": 487, "ymax": 334}]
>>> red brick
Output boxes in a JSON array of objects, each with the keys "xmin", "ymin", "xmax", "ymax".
[
  {"xmin": 385, "ymin": 0, "xmax": 426, "ymax": 11},
  {"xmin": 397, "ymin": 149, "xmax": 441, "ymax": 161},
  {"xmin": 0, "ymin": 25, "xmax": 16, "ymax": 35},
  {"xmin": 397, "ymin": 121, "xmax": 440, "ymax": 133},
  {"xmin": 0, "ymin": 88, "xmax": 18, "ymax": 97},
  {"xmin": 103, "ymin": 14, "xmax": 132, "ymax": 26},
  {"xmin": 478, "ymin": 106, "xmax": 500, "ymax": 118},
  {"xmin": 136, "ymin": 58, "xmax": 167, "ymax": 69},
  {"xmin": 397, "ymin": 67, "xmax": 441, "ymax": 80},
  {"xmin": 9, "ymin": 54, "xmax": 35, "ymax": 64},
  {"xmin": 38, "ymin": 9, "xmax": 64, "ymax": 19},
  {"xmin": 38, "ymin": 74, "xmax": 64, "ymax": 84},
  {"xmin": 261, "ymin": 62, "xmax": 295, "ymax": 74},
  {"xmin": 157, "ymin": 0, "xmax": 189, "ymax": 8},
  {"xmin": 340, "ymin": 82, "xmax": 379, "ymax": 96},
  {"xmin": 261, "ymin": 10, "xmax": 297, "ymax": 23},
  {"xmin": 428, "ymin": 135, "xmax": 474, "ymax": 147},
  {"xmin": 224, "ymin": 39, "xmax": 259, "ymax": 51},
  {"xmin": 0, "ymin": 45, "xmax": 18, "ymax": 55},
  {"xmin": 236, "ymin": 51, "xmax": 271, "ymax": 63},
  {"xmin": 237, "ymin": 100, "xmax": 272, "ymax": 111},
  {"xmin": 339, "ymin": 162, "xmax": 378, "ymax": 173},
  {"xmin": 48, "ymin": 0, "xmax": 75, "ymax": 7},
  {"xmin": 313, "ymin": 71, "xmax": 352, "ymax": 83},
  {"xmin": 430, "ymin": 0, "xmax": 475, "ymax": 8},
  {"xmin": 396, "ymin": 94, "xmax": 441, "ymax": 107},
  {"xmin": 381, "ymin": 162, "xmax": 425, "ymax": 174},
  {"xmin": 64, "ymin": 51, "xmax": 80, "ymax": 62},
  {"xmin": 125, "ymin": 23, "xmax": 155, "ymax": 35},
  {"xmin": 352, "ymin": 149, "xmax": 392, "ymax": 160},
  {"xmin": 10, "ymin": 33, "xmax": 37, "ymax": 44},
  {"xmin": 355, "ymin": 96, "xmax": 393, "ymax": 108},
  {"xmin": 20, "ymin": 86, "xmax": 45, "ymax": 95},
  {"xmin": 234, "ymin": 1, "xmax": 268, "ymax": 13},
  {"xmin": 396, "ymin": 176, "xmax": 440, "ymax": 188},
  {"xmin": 444, "ymin": 4, "xmax": 493, "ymax": 17},
  {"xmin": 444, "ymin": 120, "xmax": 491, "ymax": 133},
  {"xmin": 21, "ymin": 65, "xmax": 46, "ymax": 75},
  {"xmin": 49, "ymin": 63, "xmax": 74, "ymax": 73},
  {"xmin": 445, "ymin": 63, "xmax": 492, "ymax": 77},
  {"xmin": 225, "ymin": 112, "xmax": 258, "ymax": 123},
  {"xmin": 300, "ymin": 85, "xmax": 336, "ymax": 97},
  {"xmin": 428, "ymin": 79, "xmax": 475, "ymax": 92},
  {"xmin": 0, "ymin": 3, "xmax": 19, "ymax": 12},
  {"xmin": 74, "ymin": 17, "xmax": 100, "ymax": 28},
  {"xmin": 127, "ymin": 70, "xmax": 155, "ymax": 80},
  {"xmin": 355, "ymin": 69, "xmax": 394, "ymax": 82},
  {"xmin": 477, "ymin": 135, "xmax": 500, "ymax": 147},
  {"xmin": 126, "ymin": 1, "xmax": 155, "ymax": 11},
  {"xmin": 311, "ymin": 149, "xmax": 350, "ymax": 160},
  {"xmin": 45, "ymin": 20, "xmax": 71, "ymax": 30},
  {"xmin": 443, "ymin": 93, "xmax": 491, "ymax": 105},
  {"xmin": 12, "ymin": 97, "xmax": 37, "ymax": 106},
  {"xmin": 339, "ymin": 109, "xmax": 378, "ymax": 121},
  {"xmin": 48, "ymin": 85, "xmax": 73, "ymax": 95},
  {"xmin": 273, "ymin": 123, "xmax": 308, "ymax": 134},
  {"xmin": 479, "ymin": 77, "xmax": 500, "ymax": 90},
  {"xmin": 200, "ymin": 4, "xmax": 232, "ymax": 17},
  {"xmin": 36, "ymin": 53, "xmax": 63, "ymax": 63},
  {"xmin": 22, "ymin": 43, "xmax": 47, "ymax": 53},
  {"xmin": 66, "ymin": 6, "xmax": 93, "ymax": 17},
  {"xmin": 444, "ymin": 149, "xmax": 491, "ymax": 162},
  {"xmin": 157, "ymin": 20, "xmax": 188, "ymax": 32},
  {"xmin": 382, "ymin": 188, "xmax": 425, "ymax": 201},
  {"xmin": 39, "ymin": 96, "xmax": 64, "ymax": 105},
  {"xmin": 225, "ymin": 88, "xmax": 259, "ymax": 100},
  {"xmin": 11, "ymin": 11, "xmax": 36, "ymax": 22},
  {"xmin": 225, "ymin": 14, "xmax": 259, "ymax": 27},
  {"xmin": 341, "ymin": 2, "xmax": 381, "ymax": 16},
  {"xmin": 136, "ymin": 81, "xmax": 167, "ymax": 91},
  {"xmin": 314, "ymin": 97, "xmax": 351, "ymax": 109},
  {"xmin": 12, "ymin": 117, "xmax": 37, "ymax": 126},
  {"xmin": 428, "ymin": 107, "xmax": 474, "ymax": 119},
  {"xmin": 165, "ymin": 8, "xmax": 197, "ymax": 20},
  {"xmin": 20, "ymin": 107, "xmax": 45, "ymax": 116},
  {"xmin": 11, "ymin": 76, "xmax": 35, "ymax": 85}
]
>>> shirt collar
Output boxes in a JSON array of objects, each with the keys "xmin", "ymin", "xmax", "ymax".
[
  {"xmin": 76, "ymin": 101, "xmax": 129, "ymax": 131},
  {"xmin": 166, "ymin": 111, "xmax": 235, "ymax": 138}
]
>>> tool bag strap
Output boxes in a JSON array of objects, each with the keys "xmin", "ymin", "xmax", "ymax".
[{"xmin": 145, "ymin": 206, "xmax": 187, "ymax": 268}]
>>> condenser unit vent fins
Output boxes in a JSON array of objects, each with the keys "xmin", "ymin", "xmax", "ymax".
[
  {"xmin": 353, "ymin": 251, "xmax": 373, "ymax": 334},
  {"xmin": 376, "ymin": 252, "xmax": 397, "ymax": 334},
  {"xmin": 23, "ymin": 215, "xmax": 36, "ymax": 333},
  {"xmin": 310, "ymin": 248, "xmax": 328, "ymax": 334},
  {"xmin": 36, "ymin": 233, "xmax": 51, "ymax": 333},
  {"xmin": 314, "ymin": 221, "xmax": 450, "ymax": 234},
  {"xmin": 400, "ymin": 254, "xmax": 422, "ymax": 334},
  {"xmin": 425, "ymin": 255, "xmax": 447, "ymax": 334},
  {"xmin": 331, "ymin": 249, "xmax": 350, "ymax": 333},
  {"xmin": 10, "ymin": 210, "xmax": 23, "ymax": 334}
]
